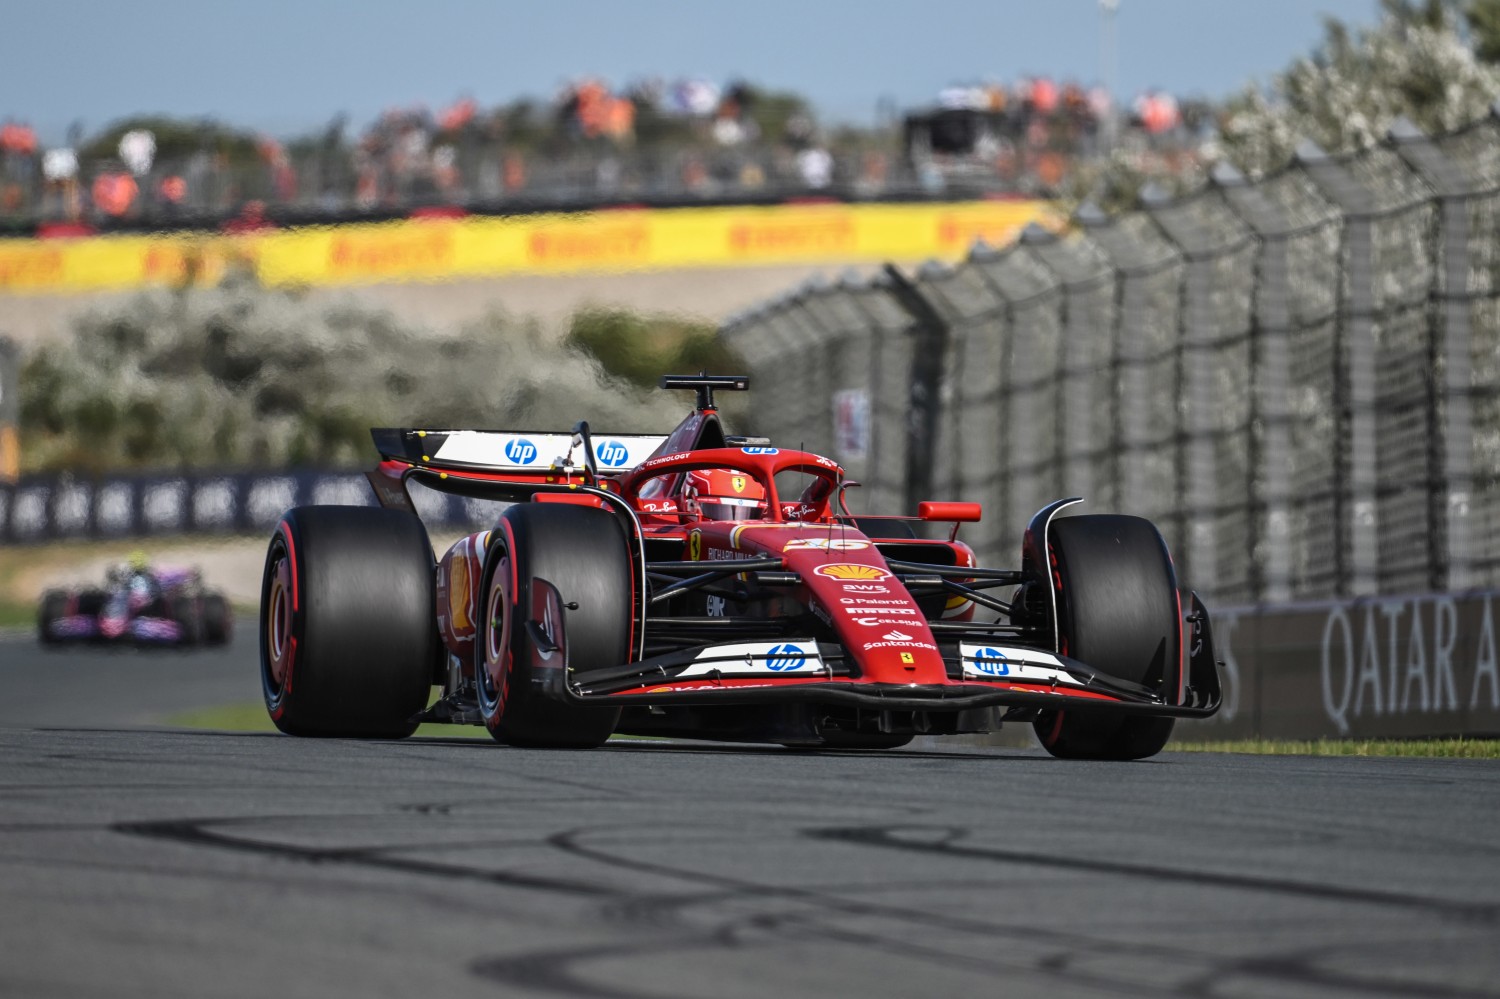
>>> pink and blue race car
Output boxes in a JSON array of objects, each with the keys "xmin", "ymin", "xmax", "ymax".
[{"xmin": 39, "ymin": 560, "xmax": 232, "ymax": 647}]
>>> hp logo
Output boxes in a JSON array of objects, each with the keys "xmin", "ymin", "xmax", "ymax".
[
  {"xmin": 766, "ymin": 643, "xmax": 807, "ymax": 672},
  {"xmin": 597, "ymin": 440, "xmax": 629, "ymax": 467},
  {"xmin": 504, "ymin": 438, "xmax": 538, "ymax": 465},
  {"xmin": 970, "ymin": 648, "xmax": 1010, "ymax": 676},
  {"xmin": 741, "ymin": 446, "xmax": 779, "ymax": 455}
]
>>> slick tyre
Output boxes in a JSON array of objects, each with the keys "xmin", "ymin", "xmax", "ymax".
[
  {"xmin": 38, "ymin": 590, "xmax": 67, "ymax": 645},
  {"xmin": 170, "ymin": 595, "xmax": 202, "ymax": 646},
  {"xmin": 475, "ymin": 503, "xmax": 630, "ymax": 748},
  {"xmin": 202, "ymin": 593, "xmax": 232, "ymax": 646},
  {"xmin": 261, "ymin": 506, "xmax": 437, "ymax": 738},
  {"xmin": 1033, "ymin": 514, "xmax": 1180, "ymax": 761}
]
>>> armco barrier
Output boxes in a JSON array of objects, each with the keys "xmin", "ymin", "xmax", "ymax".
[
  {"xmin": 1207, "ymin": 591, "xmax": 1500, "ymax": 740},
  {"xmin": 0, "ymin": 470, "xmax": 488, "ymax": 544}
]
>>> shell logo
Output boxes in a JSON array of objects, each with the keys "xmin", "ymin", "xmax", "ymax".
[{"xmin": 814, "ymin": 563, "xmax": 891, "ymax": 581}]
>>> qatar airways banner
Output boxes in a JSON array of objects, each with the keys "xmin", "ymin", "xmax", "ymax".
[{"xmin": 1203, "ymin": 595, "xmax": 1500, "ymax": 740}]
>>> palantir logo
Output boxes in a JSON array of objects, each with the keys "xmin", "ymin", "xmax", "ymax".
[
  {"xmin": 505, "ymin": 438, "xmax": 538, "ymax": 465},
  {"xmin": 970, "ymin": 647, "xmax": 1010, "ymax": 676},
  {"xmin": 597, "ymin": 440, "xmax": 630, "ymax": 467},
  {"xmin": 766, "ymin": 643, "xmax": 806, "ymax": 671}
]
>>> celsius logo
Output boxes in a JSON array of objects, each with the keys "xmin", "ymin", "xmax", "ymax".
[
  {"xmin": 970, "ymin": 648, "xmax": 1010, "ymax": 676},
  {"xmin": 596, "ymin": 440, "xmax": 629, "ymax": 467},
  {"xmin": 504, "ymin": 438, "xmax": 538, "ymax": 465},
  {"xmin": 766, "ymin": 643, "xmax": 806, "ymax": 671},
  {"xmin": 741, "ymin": 446, "xmax": 779, "ymax": 455}
]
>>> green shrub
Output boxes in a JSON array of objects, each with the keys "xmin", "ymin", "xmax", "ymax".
[{"xmin": 20, "ymin": 280, "xmax": 684, "ymax": 473}]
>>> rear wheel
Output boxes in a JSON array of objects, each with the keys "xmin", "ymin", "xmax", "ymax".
[
  {"xmin": 202, "ymin": 593, "xmax": 232, "ymax": 646},
  {"xmin": 171, "ymin": 595, "xmax": 202, "ymax": 646},
  {"xmin": 1033, "ymin": 514, "xmax": 1180, "ymax": 761},
  {"xmin": 475, "ymin": 503, "xmax": 630, "ymax": 748},
  {"xmin": 260, "ymin": 506, "xmax": 438, "ymax": 738},
  {"xmin": 38, "ymin": 590, "xmax": 67, "ymax": 645}
]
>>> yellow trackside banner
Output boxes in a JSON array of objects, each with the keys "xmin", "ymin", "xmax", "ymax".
[{"xmin": 0, "ymin": 200, "xmax": 1059, "ymax": 294}]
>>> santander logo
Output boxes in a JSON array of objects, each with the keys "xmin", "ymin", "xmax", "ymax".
[{"xmin": 882, "ymin": 630, "xmax": 913, "ymax": 641}]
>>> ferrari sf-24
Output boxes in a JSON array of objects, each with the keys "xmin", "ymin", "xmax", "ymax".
[{"xmin": 259, "ymin": 375, "xmax": 1220, "ymax": 758}]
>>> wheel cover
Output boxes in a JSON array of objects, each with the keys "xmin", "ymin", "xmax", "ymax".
[
  {"xmin": 265, "ymin": 554, "xmax": 294, "ymax": 693},
  {"xmin": 477, "ymin": 557, "xmax": 512, "ymax": 724}
]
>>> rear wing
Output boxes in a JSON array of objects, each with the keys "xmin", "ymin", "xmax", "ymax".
[{"xmin": 371, "ymin": 428, "xmax": 669, "ymax": 475}]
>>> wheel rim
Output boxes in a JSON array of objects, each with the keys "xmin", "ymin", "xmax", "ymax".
[
  {"xmin": 476, "ymin": 556, "xmax": 512, "ymax": 723},
  {"xmin": 264, "ymin": 552, "xmax": 295, "ymax": 698}
]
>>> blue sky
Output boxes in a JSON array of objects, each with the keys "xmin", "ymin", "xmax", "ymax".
[{"xmin": 4, "ymin": 0, "xmax": 1382, "ymax": 141}]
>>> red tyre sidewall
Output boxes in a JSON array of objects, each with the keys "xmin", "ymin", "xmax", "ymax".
[
  {"xmin": 262, "ymin": 522, "xmax": 301, "ymax": 723},
  {"xmin": 478, "ymin": 523, "xmax": 517, "ymax": 732}
]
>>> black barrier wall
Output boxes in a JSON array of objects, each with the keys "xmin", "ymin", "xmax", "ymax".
[
  {"xmin": 0, "ymin": 470, "xmax": 482, "ymax": 543},
  {"xmin": 1207, "ymin": 593, "xmax": 1500, "ymax": 740},
  {"xmin": 721, "ymin": 110, "xmax": 1500, "ymax": 611}
]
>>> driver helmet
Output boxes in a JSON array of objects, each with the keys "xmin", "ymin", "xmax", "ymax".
[{"xmin": 685, "ymin": 468, "xmax": 767, "ymax": 522}]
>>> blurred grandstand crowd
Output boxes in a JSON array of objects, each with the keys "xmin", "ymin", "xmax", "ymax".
[{"xmin": 0, "ymin": 76, "xmax": 1211, "ymax": 234}]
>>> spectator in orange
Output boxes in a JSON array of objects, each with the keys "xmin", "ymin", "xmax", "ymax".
[
  {"xmin": 502, "ymin": 152, "xmax": 526, "ymax": 192},
  {"xmin": 221, "ymin": 199, "xmax": 275, "ymax": 234},
  {"xmin": 1, "ymin": 119, "xmax": 39, "ymax": 188},
  {"xmin": 158, "ymin": 175, "xmax": 187, "ymax": 216},
  {"xmin": 92, "ymin": 170, "xmax": 138, "ymax": 217}
]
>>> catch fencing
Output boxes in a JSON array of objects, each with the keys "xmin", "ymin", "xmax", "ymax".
[{"xmin": 721, "ymin": 110, "xmax": 1500, "ymax": 608}]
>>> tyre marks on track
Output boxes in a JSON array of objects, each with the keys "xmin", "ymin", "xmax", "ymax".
[
  {"xmin": 808, "ymin": 824, "xmax": 1500, "ymax": 926},
  {"xmin": 100, "ymin": 789, "xmax": 1500, "ymax": 999},
  {"xmin": 113, "ymin": 816, "xmax": 616, "ymax": 899}
]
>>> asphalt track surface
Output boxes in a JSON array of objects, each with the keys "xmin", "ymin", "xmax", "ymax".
[{"xmin": 2, "ymin": 627, "xmax": 1499, "ymax": 998}]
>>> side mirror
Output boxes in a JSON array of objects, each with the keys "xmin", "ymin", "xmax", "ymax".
[
  {"xmin": 918, "ymin": 501, "xmax": 982, "ymax": 523},
  {"xmin": 919, "ymin": 501, "xmax": 982, "ymax": 542}
]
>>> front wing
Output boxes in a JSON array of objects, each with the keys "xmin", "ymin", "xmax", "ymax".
[{"xmin": 533, "ymin": 583, "xmax": 1222, "ymax": 720}]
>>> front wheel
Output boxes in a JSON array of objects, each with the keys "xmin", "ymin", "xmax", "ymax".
[
  {"xmin": 1032, "ymin": 514, "xmax": 1180, "ymax": 761},
  {"xmin": 475, "ymin": 503, "xmax": 631, "ymax": 748},
  {"xmin": 260, "ymin": 506, "xmax": 438, "ymax": 738}
]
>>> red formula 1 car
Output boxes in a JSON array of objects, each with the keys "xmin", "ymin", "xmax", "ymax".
[{"xmin": 259, "ymin": 375, "xmax": 1220, "ymax": 759}]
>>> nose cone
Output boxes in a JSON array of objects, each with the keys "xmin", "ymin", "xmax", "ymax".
[{"xmin": 778, "ymin": 547, "xmax": 947, "ymax": 684}]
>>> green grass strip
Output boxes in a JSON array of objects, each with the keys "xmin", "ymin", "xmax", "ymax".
[
  {"xmin": 1169, "ymin": 738, "xmax": 1500, "ymax": 758},
  {"xmin": 167, "ymin": 702, "xmax": 490, "ymax": 740},
  {"xmin": 0, "ymin": 601, "xmax": 38, "ymax": 629}
]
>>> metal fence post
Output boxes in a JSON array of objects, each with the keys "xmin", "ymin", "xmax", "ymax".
[
  {"xmin": 1139, "ymin": 181, "xmax": 1258, "ymax": 603},
  {"xmin": 882, "ymin": 263, "xmax": 950, "ymax": 516},
  {"xmin": 1215, "ymin": 163, "xmax": 1295, "ymax": 603},
  {"xmin": 1297, "ymin": 140, "xmax": 1378, "ymax": 596},
  {"xmin": 1390, "ymin": 117, "xmax": 1476, "ymax": 592}
]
